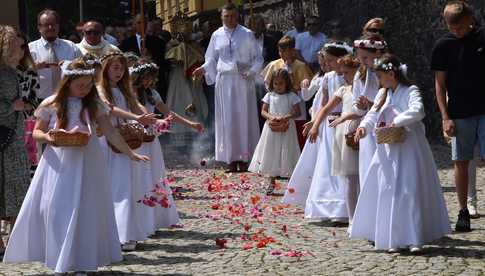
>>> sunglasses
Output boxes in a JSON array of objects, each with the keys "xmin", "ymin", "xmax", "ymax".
[
  {"xmin": 367, "ymin": 28, "xmax": 383, "ymax": 34},
  {"xmin": 85, "ymin": 30, "xmax": 101, "ymax": 36}
]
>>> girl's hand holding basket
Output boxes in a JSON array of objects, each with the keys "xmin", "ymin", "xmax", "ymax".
[{"xmin": 354, "ymin": 127, "xmax": 366, "ymax": 143}]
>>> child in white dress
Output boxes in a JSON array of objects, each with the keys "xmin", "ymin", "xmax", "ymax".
[
  {"xmin": 352, "ymin": 54, "xmax": 451, "ymax": 253},
  {"xmin": 281, "ymin": 47, "xmax": 328, "ymax": 205},
  {"xmin": 300, "ymin": 43, "xmax": 352, "ymax": 221},
  {"xmin": 3, "ymin": 58, "xmax": 149, "ymax": 275},
  {"xmin": 97, "ymin": 52, "xmax": 157, "ymax": 251},
  {"xmin": 283, "ymin": 41, "xmax": 352, "ymax": 207},
  {"xmin": 130, "ymin": 59, "xmax": 204, "ymax": 231},
  {"xmin": 307, "ymin": 55, "xmax": 361, "ymax": 224},
  {"xmin": 352, "ymin": 34, "xmax": 386, "ymax": 189},
  {"xmin": 249, "ymin": 69, "xmax": 301, "ymax": 195}
]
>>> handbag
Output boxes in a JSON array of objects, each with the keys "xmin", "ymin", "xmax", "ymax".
[{"xmin": 0, "ymin": 112, "xmax": 18, "ymax": 152}]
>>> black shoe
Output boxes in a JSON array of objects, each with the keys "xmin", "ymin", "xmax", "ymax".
[{"xmin": 455, "ymin": 208, "xmax": 472, "ymax": 232}]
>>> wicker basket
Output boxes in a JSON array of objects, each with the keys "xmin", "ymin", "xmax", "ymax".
[
  {"xmin": 345, "ymin": 131, "xmax": 359, "ymax": 150},
  {"xmin": 375, "ymin": 126, "xmax": 406, "ymax": 144},
  {"xmin": 142, "ymin": 126, "xmax": 156, "ymax": 142},
  {"xmin": 108, "ymin": 122, "xmax": 144, "ymax": 153},
  {"xmin": 268, "ymin": 120, "xmax": 289, "ymax": 132},
  {"xmin": 50, "ymin": 130, "xmax": 90, "ymax": 147}
]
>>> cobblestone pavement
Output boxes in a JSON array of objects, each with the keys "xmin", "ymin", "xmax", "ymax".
[{"xmin": 0, "ymin": 143, "xmax": 484, "ymax": 276}]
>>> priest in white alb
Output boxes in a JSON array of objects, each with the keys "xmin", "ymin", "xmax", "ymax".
[{"xmin": 193, "ymin": 3, "xmax": 263, "ymax": 172}]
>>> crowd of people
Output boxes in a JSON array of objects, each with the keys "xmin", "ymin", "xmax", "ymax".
[{"xmin": 0, "ymin": 0, "xmax": 483, "ymax": 274}]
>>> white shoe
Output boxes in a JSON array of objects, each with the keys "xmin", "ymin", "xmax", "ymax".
[
  {"xmin": 468, "ymin": 200, "xmax": 479, "ymax": 219},
  {"xmin": 388, "ymin": 248, "xmax": 399, "ymax": 253},
  {"xmin": 409, "ymin": 245, "xmax": 422, "ymax": 253}
]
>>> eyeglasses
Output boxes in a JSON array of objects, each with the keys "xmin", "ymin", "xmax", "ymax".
[
  {"xmin": 367, "ymin": 28, "xmax": 383, "ymax": 34},
  {"xmin": 85, "ymin": 30, "xmax": 101, "ymax": 36}
]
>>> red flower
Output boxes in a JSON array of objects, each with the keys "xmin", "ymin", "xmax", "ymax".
[
  {"xmin": 160, "ymin": 198, "xmax": 170, "ymax": 208},
  {"xmin": 288, "ymin": 188, "xmax": 295, "ymax": 194},
  {"xmin": 242, "ymin": 242, "xmax": 253, "ymax": 250},
  {"xmin": 250, "ymin": 195, "xmax": 261, "ymax": 205},
  {"xmin": 215, "ymin": 238, "xmax": 227, "ymax": 249}
]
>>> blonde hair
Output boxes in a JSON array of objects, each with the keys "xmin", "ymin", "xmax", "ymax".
[
  {"xmin": 0, "ymin": 25, "xmax": 18, "ymax": 66},
  {"xmin": 362, "ymin": 18, "xmax": 385, "ymax": 34},
  {"xmin": 48, "ymin": 58, "xmax": 99, "ymax": 129},
  {"xmin": 98, "ymin": 53, "xmax": 140, "ymax": 113}
]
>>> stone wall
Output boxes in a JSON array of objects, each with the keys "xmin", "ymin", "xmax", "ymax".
[{"xmin": 316, "ymin": 0, "xmax": 485, "ymax": 141}]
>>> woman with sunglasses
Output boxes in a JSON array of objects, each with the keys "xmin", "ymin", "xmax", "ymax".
[{"xmin": 362, "ymin": 18, "xmax": 385, "ymax": 37}]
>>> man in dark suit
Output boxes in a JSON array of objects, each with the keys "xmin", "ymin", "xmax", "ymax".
[
  {"xmin": 250, "ymin": 14, "xmax": 279, "ymax": 65},
  {"xmin": 120, "ymin": 14, "xmax": 169, "ymax": 101}
]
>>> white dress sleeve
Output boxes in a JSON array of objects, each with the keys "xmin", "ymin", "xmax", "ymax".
[
  {"xmin": 202, "ymin": 33, "xmax": 218, "ymax": 86},
  {"xmin": 34, "ymin": 105, "xmax": 53, "ymax": 122},
  {"xmin": 359, "ymin": 88, "xmax": 386, "ymax": 133},
  {"xmin": 289, "ymin": 92, "xmax": 302, "ymax": 106},
  {"xmin": 301, "ymin": 74, "xmax": 324, "ymax": 101},
  {"xmin": 262, "ymin": 93, "xmax": 272, "ymax": 104},
  {"xmin": 392, "ymin": 86, "xmax": 425, "ymax": 127}
]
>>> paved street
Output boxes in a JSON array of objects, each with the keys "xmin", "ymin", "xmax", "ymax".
[{"xmin": 0, "ymin": 144, "xmax": 484, "ymax": 275}]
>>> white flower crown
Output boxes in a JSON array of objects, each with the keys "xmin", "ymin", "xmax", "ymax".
[
  {"xmin": 129, "ymin": 63, "xmax": 159, "ymax": 74},
  {"xmin": 62, "ymin": 68, "xmax": 95, "ymax": 76},
  {"xmin": 374, "ymin": 59, "xmax": 408, "ymax": 75},
  {"xmin": 353, "ymin": 39, "xmax": 387, "ymax": 50},
  {"xmin": 85, "ymin": 59, "xmax": 101, "ymax": 66},
  {"xmin": 323, "ymin": 42, "xmax": 354, "ymax": 54}
]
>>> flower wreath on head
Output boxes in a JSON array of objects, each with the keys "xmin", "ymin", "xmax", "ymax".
[
  {"xmin": 374, "ymin": 58, "xmax": 408, "ymax": 75},
  {"xmin": 353, "ymin": 39, "xmax": 387, "ymax": 50},
  {"xmin": 322, "ymin": 41, "xmax": 354, "ymax": 54},
  {"xmin": 99, "ymin": 51, "xmax": 124, "ymax": 63},
  {"xmin": 128, "ymin": 62, "xmax": 159, "ymax": 75},
  {"xmin": 62, "ymin": 68, "xmax": 95, "ymax": 77}
]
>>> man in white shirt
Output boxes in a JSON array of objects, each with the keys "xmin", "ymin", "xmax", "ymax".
[
  {"xmin": 295, "ymin": 16, "xmax": 327, "ymax": 72},
  {"xmin": 193, "ymin": 3, "xmax": 263, "ymax": 173},
  {"xmin": 76, "ymin": 20, "xmax": 120, "ymax": 57},
  {"xmin": 285, "ymin": 14, "xmax": 305, "ymax": 39},
  {"xmin": 29, "ymin": 9, "xmax": 81, "ymax": 100}
]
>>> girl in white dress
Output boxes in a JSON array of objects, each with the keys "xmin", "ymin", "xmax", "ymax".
[
  {"xmin": 97, "ymin": 52, "xmax": 157, "ymax": 251},
  {"xmin": 300, "ymin": 43, "xmax": 352, "ymax": 221},
  {"xmin": 307, "ymin": 55, "xmax": 361, "ymax": 224},
  {"xmin": 352, "ymin": 34, "xmax": 386, "ymax": 189},
  {"xmin": 352, "ymin": 54, "xmax": 451, "ymax": 253},
  {"xmin": 130, "ymin": 59, "xmax": 204, "ymax": 232},
  {"xmin": 3, "ymin": 58, "xmax": 149, "ymax": 275},
  {"xmin": 249, "ymin": 69, "xmax": 301, "ymax": 195},
  {"xmin": 281, "ymin": 47, "xmax": 328, "ymax": 205}
]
